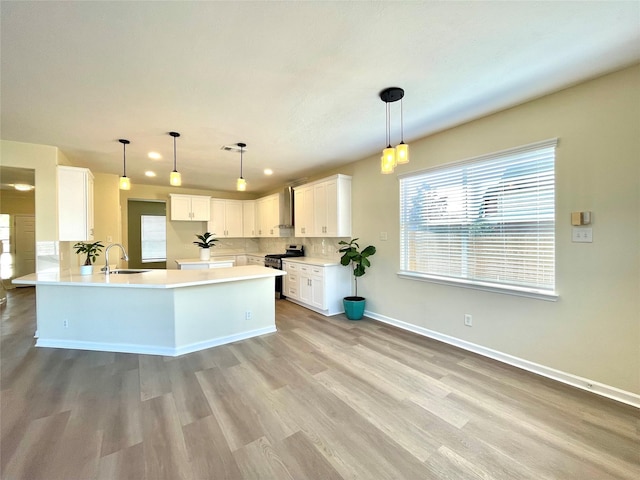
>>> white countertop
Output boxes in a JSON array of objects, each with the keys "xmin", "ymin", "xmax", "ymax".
[
  {"xmin": 13, "ymin": 265, "xmax": 285, "ymax": 289},
  {"xmin": 282, "ymin": 257, "xmax": 343, "ymax": 267}
]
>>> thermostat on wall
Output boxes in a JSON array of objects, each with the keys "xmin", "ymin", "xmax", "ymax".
[{"xmin": 571, "ymin": 211, "xmax": 591, "ymax": 226}]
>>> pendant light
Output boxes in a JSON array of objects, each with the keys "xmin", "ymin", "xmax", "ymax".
[
  {"xmin": 379, "ymin": 87, "xmax": 409, "ymax": 173},
  {"xmin": 118, "ymin": 139, "xmax": 131, "ymax": 190},
  {"xmin": 396, "ymin": 96, "xmax": 409, "ymax": 165},
  {"xmin": 169, "ymin": 131, "xmax": 181, "ymax": 186},
  {"xmin": 236, "ymin": 142, "xmax": 247, "ymax": 191}
]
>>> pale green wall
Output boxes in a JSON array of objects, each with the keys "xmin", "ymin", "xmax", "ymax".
[
  {"xmin": 119, "ymin": 184, "xmax": 256, "ymax": 268},
  {"xmin": 350, "ymin": 65, "xmax": 640, "ymax": 394}
]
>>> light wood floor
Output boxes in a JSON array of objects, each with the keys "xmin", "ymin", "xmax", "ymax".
[{"xmin": 1, "ymin": 287, "xmax": 638, "ymax": 480}]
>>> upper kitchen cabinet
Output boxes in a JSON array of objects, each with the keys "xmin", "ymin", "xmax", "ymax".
[
  {"xmin": 58, "ymin": 166, "xmax": 94, "ymax": 241},
  {"xmin": 208, "ymin": 198, "xmax": 243, "ymax": 237},
  {"xmin": 257, "ymin": 191, "xmax": 293, "ymax": 237},
  {"xmin": 169, "ymin": 194, "xmax": 210, "ymax": 221},
  {"xmin": 294, "ymin": 174, "xmax": 351, "ymax": 238},
  {"xmin": 294, "ymin": 184, "xmax": 314, "ymax": 237},
  {"xmin": 243, "ymin": 200, "xmax": 257, "ymax": 237}
]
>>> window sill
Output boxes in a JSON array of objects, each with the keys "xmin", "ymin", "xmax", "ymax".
[{"xmin": 397, "ymin": 271, "xmax": 558, "ymax": 301}]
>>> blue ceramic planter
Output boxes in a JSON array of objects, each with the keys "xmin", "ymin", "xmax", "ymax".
[{"xmin": 343, "ymin": 296, "xmax": 366, "ymax": 320}]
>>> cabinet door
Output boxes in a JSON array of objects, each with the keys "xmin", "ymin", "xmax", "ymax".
[
  {"xmin": 298, "ymin": 265, "xmax": 312, "ymax": 304},
  {"xmin": 243, "ymin": 201, "xmax": 256, "ymax": 237},
  {"xmin": 208, "ymin": 199, "xmax": 226, "ymax": 236},
  {"xmin": 295, "ymin": 186, "xmax": 314, "ymax": 237},
  {"xmin": 323, "ymin": 180, "xmax": 339, "ymax": 237},
  {"xmin": 313, "ymin": 182, "xmax": 328, "ymax": 236},
  {"xmin": 190, "ymin": 196, "xmax": 211, "ymax": 221},
  {"xmin": 170, "ymin": 195, "xmax": 193, "ymax": 221},
  {"xmin": 58, "ymin": 166, "xmax": 92, "ymax": 241},
  {"xmin": 225, "ymin": 200, "xmax": 244, "ymax": 237},
  {"xmin": 310, "ymin": 268, "xmax": 325, "ymax": 310}
]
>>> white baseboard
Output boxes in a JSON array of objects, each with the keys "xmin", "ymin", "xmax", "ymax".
[
  {"xmin": 364, "ymin": 310, "xmax": 640, "ymax": 409},
  {"xmin": 35, "ymin": 326, "xmax": 277, "ymax": 357}
]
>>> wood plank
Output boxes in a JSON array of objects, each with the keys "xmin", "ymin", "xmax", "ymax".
[{"xmin": 2, "ymin": 288, "xmax": 638, "ymax": 480}]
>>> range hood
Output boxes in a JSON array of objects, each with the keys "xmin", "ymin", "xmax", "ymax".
[{"xmin": 278, "ymin": 186, "xmax": 294, "ymax": 228}]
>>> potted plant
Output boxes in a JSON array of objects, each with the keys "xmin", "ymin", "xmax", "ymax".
[
  {"xmin": 338, "ymin": 238, "xmax": 376, "ymax": 320},
  {"xmin": 193, "ymin": 232, "xmax": 218, "ymax": 260},
  {"xmin": 73, "ymin": 241, "xmax": 104, "ymax": 275}
]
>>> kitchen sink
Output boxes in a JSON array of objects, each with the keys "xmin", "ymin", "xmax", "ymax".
[{"xmin": 108, "ymin": 269, "xmax": 151, "ymax": 275}]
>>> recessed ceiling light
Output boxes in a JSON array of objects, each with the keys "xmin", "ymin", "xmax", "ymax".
[
  {"xmin": 14, "ymin": 184, "xmax": 34, "ymax": 191},
  {"xmin": 263, "ymin": 168, "xmax": 273, "ymax": 176},
  {"xmin": 145, "ymin": 171, "xmax": 156, "ymax": 177},
  {"xmin": 148, "ymin": 152, "xmax": 162, "ymax": 160}
]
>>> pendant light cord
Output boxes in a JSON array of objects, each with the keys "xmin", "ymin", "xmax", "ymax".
[
  {"xmin": 173, "ymin": 136, "xmax": 177, "ymax": 172},
  {"xmin": 400, "ymin": 98, "xmax": 404, "ymax": 143},
  {"xmin": 122, "ymin": 142, "xmax": 127, "ymax": 176},
  {"xmin": 386, "ymin": 102, "xmax": 391, "ymax": 148},
  {"xmin": 240, "ymin": 145, "xmax": 244, "ymax": 179}
]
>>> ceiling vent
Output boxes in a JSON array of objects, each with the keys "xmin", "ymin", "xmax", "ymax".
[{"xmin": 220, "ymin": 144, "xmax": 247, "ymax": 153}]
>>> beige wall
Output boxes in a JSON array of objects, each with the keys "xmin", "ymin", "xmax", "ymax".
[
  {"xmin": 0, "ymin": 140, "xmax": 58, "ymax": 240},
  {"xmin": 3, "ymin": 65, "xmax": 638, "ymax": 395},
  {"xmin": 349, "ymin": 65, "xmax": 640, "ymax": 394}
]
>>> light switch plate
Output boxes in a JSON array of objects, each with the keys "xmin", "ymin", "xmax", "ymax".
[
  {"xmin": 572, "ymin": 227, "xmax": 593, "ymax": 243},
  {"xmin": 380, "ymin": 232, "xmax": 388, "ymax": 241}
]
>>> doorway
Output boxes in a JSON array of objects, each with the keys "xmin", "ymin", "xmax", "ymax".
[{"xmin": 127, "ymin": 200, "xmax": 167, "ymax": 269}]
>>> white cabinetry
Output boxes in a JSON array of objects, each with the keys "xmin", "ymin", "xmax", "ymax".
[
  {"xmin": 208, "ymin": 199, "xmax": 243, "ymax": 237},
  {"xmin": 58, "ymin": 166, "xmax": 94, "ymax": 241},
  {"xmin": 294, "ymin": 185, "xmax": 314, "ymax": 237},
  {"xmin": 243, "ymin": 201, "xmax": 257, "ymax": 237},
  {"xmin": 282, "ymin": 259, "xmax": 351, "ymax": 316},
  {"xmin": 294, "ymin": 174, "xmax": 351, "ymax": 238},
  {"xmin": 246, "ymin": 255, "xmax": 265, "ymax": 266},
  {"xmin": 257, "ymin": 193, "xmax": 292, "ymax": 237},
  {"xmin": 170, "ymin": 194, "xmax": 210, "ymax": 221}
]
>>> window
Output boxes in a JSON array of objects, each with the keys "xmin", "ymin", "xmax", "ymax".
[
  {"xmin": 140, "ymin": 215, "xmax": 166, "ymax": 263},
  {"xmin": 399, "ymin": 139, "xmax": 557, "ymax": 299}
]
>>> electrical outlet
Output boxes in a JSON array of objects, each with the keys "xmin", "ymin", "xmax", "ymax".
[
  {"xmin": 464, "ymin": 314, "xmax": 472, "ymax": 327},
  {"xmin": 245, "ymin": 311, "xmax": 252, "ymax": 320},
  {"xmin": 63, "ymin": 319, "xmax": 69, "ymax": 328}
]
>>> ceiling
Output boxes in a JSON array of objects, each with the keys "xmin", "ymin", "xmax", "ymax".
[{"xmin": 2, "ymin": 1, "xmax": 639, "ymax": 194}]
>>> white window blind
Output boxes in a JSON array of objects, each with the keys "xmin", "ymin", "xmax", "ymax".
[
  {"xmin": 141, "ymin": 215, "xmax": 166, "ymax": 263},
  {"xmin": 399, "ymin": 139, "xmax": 557, "ymax": 296}
]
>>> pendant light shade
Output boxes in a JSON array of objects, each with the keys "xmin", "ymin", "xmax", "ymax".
[
  {"xmin": 169, "ymin": 131, "xmax": 182, "ymax": 186},
  {"xmin": 381, "ymin": 155, "xmax": 394, "ymax": 174},
  {"xmin": 236, "ymin": 142, "xmax": 247, "ymax": 191},
  {"xmin": 118, "ymin": 139, "xmax": 131, "ymax": 190},
  {"xmin": 396, "ymin": 142, "xmax": 409, "ymax": 165},
  {"xmin": 379, "ymin": 87, "xmax": 409, "ymax": 173},
  {"xmin": 396, "ymin": 96, "xmax": 409, "ymax": 164}
]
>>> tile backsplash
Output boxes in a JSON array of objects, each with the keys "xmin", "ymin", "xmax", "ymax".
[{"xmin": 258, "ymin": 237, "xmax": 350, "ymax": 260}]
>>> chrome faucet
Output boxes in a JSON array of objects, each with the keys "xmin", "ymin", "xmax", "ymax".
[{"xmin": 102, "ymin": 243, "xmax": 129, "ymax": 274}]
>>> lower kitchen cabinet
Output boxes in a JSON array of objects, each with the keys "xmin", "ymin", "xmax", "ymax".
[{"xmin": 282, "ymin": 259, "xmax": 350, "ymax": 316}]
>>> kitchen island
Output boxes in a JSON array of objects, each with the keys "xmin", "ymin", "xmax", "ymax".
[{"xmin": 13, "ymin": 266, "xmax": 285, "ymax": 356}]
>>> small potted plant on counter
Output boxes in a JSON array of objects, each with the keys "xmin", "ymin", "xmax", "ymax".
[
  {"xmin": 338, "ymin": 238, "xmax": 376, "ymax": 320},
  {"xmin": 73, "ymin": 241, "xmax": 105, "ymax": 275},
  {"xmin": 194, "ymin": 232, "xmax": 218, "ymax": 260}
]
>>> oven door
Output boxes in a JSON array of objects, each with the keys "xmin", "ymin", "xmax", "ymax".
[{"xmin": 265, "ymin": 263, "xmax": 284, "ymax": 298}]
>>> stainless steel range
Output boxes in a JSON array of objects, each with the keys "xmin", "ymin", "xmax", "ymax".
[{"xmin": 265, "ymin": 244, "xmax": 304, "ymax": 297}]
